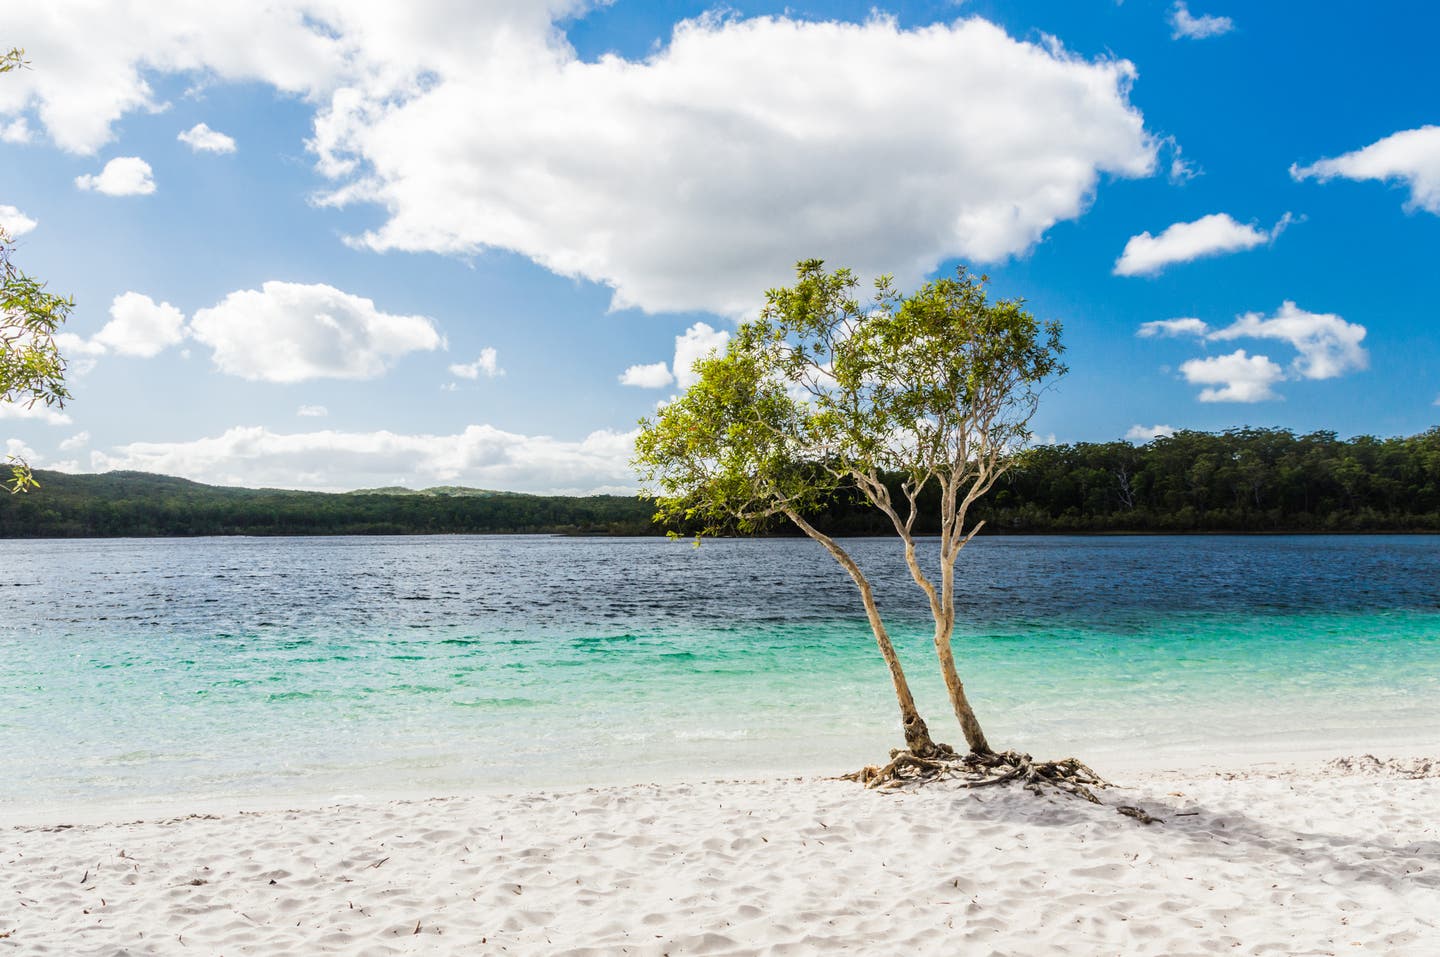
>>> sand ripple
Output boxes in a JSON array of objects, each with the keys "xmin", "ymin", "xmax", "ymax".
[{"xmin": 3, "ymin": 757, "xmax": 1438, "ymax": 955}]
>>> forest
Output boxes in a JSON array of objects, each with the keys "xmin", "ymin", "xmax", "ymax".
[{"xmin": 1, "ymin": 426, "xmax": 1437, "ymax": 538}]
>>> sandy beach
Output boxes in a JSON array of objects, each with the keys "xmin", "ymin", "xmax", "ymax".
[{"xmin": 3, "ymin": 753, "xmax": 1437, "ymax": 956}]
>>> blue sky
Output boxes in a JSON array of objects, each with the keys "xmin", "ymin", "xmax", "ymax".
[{"xmin": 0, "ymin": 1, "xmax": 1436, "ymax": 492}]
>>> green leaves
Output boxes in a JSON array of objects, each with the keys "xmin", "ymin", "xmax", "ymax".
[
  {"xmin": 634, "ymin": 259, "xmax": 1065, "ymax": 539},
  {"xmin": 1, "ymin": 225, "xmax": 74, "ymax": 494},
  {"xmin": 0, "ymin": 49, "xmax": 73, "ymax": 492}
]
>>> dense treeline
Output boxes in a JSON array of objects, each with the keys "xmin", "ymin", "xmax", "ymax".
[
  {"xmin": 2, "ymin": 427, "xmax": 1438, "ymax": 538},
  {"xmin": 0, "ymin": 471, "xmax": 656, "ymax": 538},
  {"xmin": 985, "ymin": 426, "xmax": 1440, "ymax": 533},
  {"xmin": 749, "ymin": 426, "xmax": 1440, "ymax": 536}
]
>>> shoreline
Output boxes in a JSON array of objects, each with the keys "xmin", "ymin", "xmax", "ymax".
[
  {"xmin": 8, "ymin": 739, "xmax": 1440, "ymax": 830},
  {"xmin": 4, "ymin": 753, "xmax": 1438, "ymax": 955}
]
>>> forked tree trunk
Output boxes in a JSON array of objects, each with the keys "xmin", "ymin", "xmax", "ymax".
[
  {"xmin": 786, "ymin": 509, "xmax": 938, "ymax": 755},
  {"xmin": 935, "ymin": 484, "xmax": 994, "ymax": 756},
  {"xmin": 884, "ymin": 503, "xmax": 993, "ymax": 757},
  {"xmin": 934, "ymin": 623, "xmax": 991, "ymax": 755}
]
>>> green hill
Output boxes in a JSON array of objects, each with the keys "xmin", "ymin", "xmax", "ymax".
[{"xmin": 0, "ymin": 470, "xmax": 654, "ymax": 538}]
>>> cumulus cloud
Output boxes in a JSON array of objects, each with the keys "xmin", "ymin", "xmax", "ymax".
[
  {"xmin": 1291, "ymin": 126, "xmax": 1440, "ymax": 214},
  {"xmin": 59, "ymin": 431, "xmax": 90, "ymax": 451},
  {"xmin": 53, "ymin": 292, "xmax": 186, "ymax": 364},
  {"xmin": 449, "ymin": 347, "xmax": 503, "ymax": 379},
  {"xmin": 671, "ymin": 322, "xmax": 731, "ymax": 388},
  {"xmin": 189, "ymin": 281, "xmax": 443, "ymax": 382},
  {"xmin": 1125, "ymin": 424, "xmax": 1175, "ymax": 442},
  {"xmin": 89, "ymin": 424, "xmax": 640, "ymax": 494},
  {"xmin": 1169, "ymin": 3, "xmax": 1234, "ymax": 40},
  {"xmin": 0, "ymin": 2, "xmax": 348, "ymax": 154},
  {"xmin": 0, "ymin": 204, "xmax": 37, "ymax": 237},
  {"xmin": 93, "ymin": 292, "xmax": 187, "ymax": 357},
  {"xmin": 1180, "ymin": 350, "xmax": 1284, "ymax": 403},
  {"xmin": 0, "ymin": 1, "xmax": 586, "ymax": 154},
  {"xmin": 178, "ymin": 122, "xmax": 237, "ymax": 154},
  {"xmin": 0, "ymin": 402, "xmax": 72, "ymax": 425},
  {"xmin": 318, "ymin": 14, "xmax": 1156, "ymax": 315},
  {"xmin": 1207, "ymin": 301, "xmax": 1367, "ymax": 380},
  {"xmin": 74, "ymin": 156, "xmax": 156, "ymax": 195},
  {"xmin": 624, "ymin": 321, "xmax": 732, "ymax": 389},
  {"xmin": 1115, "ymin": 213, "xmax": 1289, "ymax": 276},
  {"xmin": 1137, "ymin": 317, "xmax": 1208, "ymax": 338},
  {"xmin": 297, "ymin": 405, "xmax": 328, "ymax": 417},
  {"xmin": 618, "ymin": 361, "xmax": 675, "ymax": 389},
  {"xmin": 1143, "ymin": 302, "xmax": 1367, "ymax": 402},
  {"xmin": 1, "ymin": 6, "xmax": 1158, "ymax": 315}
]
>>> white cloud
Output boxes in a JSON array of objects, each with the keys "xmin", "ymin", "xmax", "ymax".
[
  {"xmin": 1137, "ymin": 317, "xmax": 1208, "ymax": 338},
  {"xmin": 58, "ymin": 431, "xmax": 90, "ymax": 451},
  {"xmin": 74, "ymin": 156, "xmax": 156, "ymax": 196},
  {"xmin": 189, "ymin": 281, "xmax": 443, "ymax": 382},
  {"xmin": 672, "ymin": 322, "xmax": 731, "ymax": 388},
  {"xmin": 1, "ymin": 6, "xmax": 1156, "ymax": 315},
  {"xmin": 94, "ymin": 292, "xmax": 187, "ymax": 357},
  {"xmin": 4, "ymin": 437, "xmax": 39, "ymax": 462},
  {"xmin": 51, "ymin": 334, "xmax": 106, "ymax": 360},
  {"xmin": 178, "ymin": 122, "xmax": 237, "ymax": 154},
  {"xmin": 619, "ymin": 361, "xmax": 675, "ymax": 388},
  {"xmin": 1291, "ymin": 126, "xmax": 1440, "ymax": 215},
  {"xmin": 1161, "ymin": 136, "xmax": 1200, "ymax": 183},
  {"xmin": 0, "ymin": 401, "xmax": 72, "ymax": 425},
  {"xmin": 53, "ymin": 292, "xmax": 186, "ymax": 362},
  {"xmin": 89, "ymin": 423, "xmax": 640, "ymax": 494},
  {"xmin": 1114, "ymin": 212, "xmax": 1287, "ymax": 276},
  {"xmin": 449, "ymin": 347, "xmax": 503, "ymax": 379},
  {"xmin": 321, "ymin": 14, "xmax": 1152, "ymax": 313},
  {"xmin": 0, "ymin": 204, "xmax": 38, "ymax": 237},
  {"xmin": 1125, "ymin": 424, "xmax": 1175, "ymax": 442},
  {"xmin": 0, "ymin": 2, "xmax": 348, "ymax": 154},
  {"xmin": 624, "ymin": 322, "xmax": 730, "ymax": 389},
  {"xmin": 297, "ymin": 405, "xmax": 328, "ymax": 417},
  {"xmin": 1169, "ymin": 3, "xmax": 1234, "ymax": 40},
  {"xmin": 0, "ymin": 117, "xmax": 31, "ymax": 143},
  {"xmin": 311, "ymin": 12, "xmax": 1156, "ymax": 315},
  {"xmin": 1180, "ymin": 350, "xmax": 1284, "ymax": 403},
  {"xmin": 1146, "ymin": 302, "xmax": 1367, "ymax": 402},
  {"xmin": 1207, "ymin": 301, "xmax": 1367, "ymax": 380},
  {"xmin": 0, "ymin": 1, "xmax": 584, "ymax": 154}
]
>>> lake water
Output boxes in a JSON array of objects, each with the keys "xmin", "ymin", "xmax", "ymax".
[{"xmin": 3, "ymin": 535, "xmax": 1438, "ymax": 815}]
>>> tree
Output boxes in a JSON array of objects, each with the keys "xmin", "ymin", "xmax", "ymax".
[
  {"xmin": 635, "ymin": 260, "xmax": 1069, "ymax": 778},
  {"xmin": 1, "ymin": 47, "xmax": 72, "ymax": 492}
]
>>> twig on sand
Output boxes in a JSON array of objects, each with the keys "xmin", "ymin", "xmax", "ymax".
[{"xmin": 1115, "ymin": 805, "xmax": 1163, "ymax": 825}]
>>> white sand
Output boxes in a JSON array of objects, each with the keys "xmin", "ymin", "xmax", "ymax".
[{"xmin": 3, "ymin": 755, "xmax": 1438, "ymax": 956}]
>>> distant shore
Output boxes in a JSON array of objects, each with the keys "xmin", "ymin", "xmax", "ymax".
[
  {"xmin": 4, "ymin": 754, "xmax": 1437, "ymax": 955},
  {"xmin": 5, "ymin": 458, "xmax": 1440, "ymax": 538}
]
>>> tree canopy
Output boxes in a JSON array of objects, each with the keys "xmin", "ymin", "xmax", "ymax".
[
  {"xmin": 1, "ymin": 47, "xmax": 72, "ymax": 492},
  {"xmin": 635, "ymin": 260, "xmax": 1064, "ymax": 763}
]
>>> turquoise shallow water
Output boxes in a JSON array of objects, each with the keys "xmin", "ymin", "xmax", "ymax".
[{"xmin": 2, "ymin": 535, "xmax": 1438, "ymax": 812}]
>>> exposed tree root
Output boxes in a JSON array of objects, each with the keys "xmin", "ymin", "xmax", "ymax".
[{"xmin": 842, "ymin": 746, "xmax": 1109, "ymax": 804}]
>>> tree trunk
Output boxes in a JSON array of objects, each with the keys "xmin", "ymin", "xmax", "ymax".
[
  {"xmin": 938, "ymin": 490, "xmax": 993, "ymax": 756},
  {"xmin": 934, "ymin": 623, "xmax": 991, "ymax": 755},
  {"xmin": 786, "ymin": 509, "xmax": 938, "ymax": 755}
]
